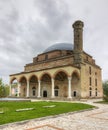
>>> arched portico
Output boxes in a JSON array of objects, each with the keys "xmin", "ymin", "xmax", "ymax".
[
  {"xmin": 19, "ymin": 76, "xmax": 27, "ymax": 97},
  {"xmin": 9, "ymin": 66, "xmax": 81, "ymax": 99},
  {"xmin": 29, "ymin": 75, "xmax": 38, "ymax": 97},
  {"xmin": 71, "ymin": 71, "xmax": 80, "ymax": 98},
  {"xmin": 10, "ymin": 78, "xmax": 18, "ymax": 97},
  {"xmin": 40, "ymin": 73, "xmax": 51, "ymax": 98},
  {"xmin": 54, "ymin": 71, "xmax": 68, "ymax": 98},
  {"xmin": 10, "ymin": 77, "xmax": 18, "ymax": 84},
  {"xmin": 53, "ymin": 69, "xmax": 70, "ymax": 79}
]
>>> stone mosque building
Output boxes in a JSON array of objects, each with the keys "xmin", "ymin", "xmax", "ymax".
[{"xmin": 9, "ymin": 20, "xmax": 103, "ymax": 99}]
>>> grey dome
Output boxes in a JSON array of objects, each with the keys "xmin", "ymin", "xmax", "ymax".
[{"xmin": 44, "ymin": 43, "xmax": 73, "ymax": 53}]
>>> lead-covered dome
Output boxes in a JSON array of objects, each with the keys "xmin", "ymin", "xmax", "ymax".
[{"xmin": 44, "ymin": 43, "xmax": 73, "ymax": 53}]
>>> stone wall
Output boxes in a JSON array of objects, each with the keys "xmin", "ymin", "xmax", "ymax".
[
  {"xmin": 80, "ymin": 62, "xmax": 103, "ymax": 98},
  {"xmin": 25, "ymin": 56, "xmax": 74, "ymax": 72},
  {"xmin": 33, "ymin": 50, "xmax": 72, "ymax": 63}
]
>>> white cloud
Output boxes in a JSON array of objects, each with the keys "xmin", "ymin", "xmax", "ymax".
[{"xmin": 0, "ymin": 0, "xmax": 108, "ymax": 83}]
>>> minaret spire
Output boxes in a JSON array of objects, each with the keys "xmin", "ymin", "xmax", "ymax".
[{"xmin": 72, "ymin": 20, "xmax": 84, "ymax": 65}]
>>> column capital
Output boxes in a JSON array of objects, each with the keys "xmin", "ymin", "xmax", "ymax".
[
  {"xmin": 68, "ymin": 77, "xmax": 72, "ymax": 80},
  {"xmin": 51, "ymin": 78, "xmax": 55, "ymax": 81},
  {"xmin": 38, "ymin": 80, "xmax": 41, "ymax": 83}
]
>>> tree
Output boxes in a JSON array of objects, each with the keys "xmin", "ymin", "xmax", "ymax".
[
  {"xmin": 103, "ymin": 80, "xmax": 108, "ymax": 101},
  {"xmin": 0, "ymin": 78, "xmax": 9, "ymax": 97}
]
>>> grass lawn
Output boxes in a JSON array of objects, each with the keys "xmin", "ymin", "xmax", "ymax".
[{"xmin": 0, "ymin": 101, "xmax": 94, "ymax": 125}]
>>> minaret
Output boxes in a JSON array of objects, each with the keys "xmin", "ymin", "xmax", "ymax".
[{"xmin": 72, "ymin": 20, "xmax": 84, "ymax": 65}]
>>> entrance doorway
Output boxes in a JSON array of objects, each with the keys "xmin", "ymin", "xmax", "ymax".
[
  {"xmin": 43, "ymin": 90, "xmax": 47, "ymax": 97},
  {"xmin": 73, "ymin": 91, "xmax": 76, "ymax": 97}
]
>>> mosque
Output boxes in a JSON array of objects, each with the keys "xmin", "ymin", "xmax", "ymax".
[{"xmin": 9, "ymin": 20, "xmax": 103, "ymax": 99}]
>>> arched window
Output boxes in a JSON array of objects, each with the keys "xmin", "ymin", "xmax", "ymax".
[
  {"xmin": 95, "ymin": 79, "xmax": 97, "ymax": 86},
  {"xmin": 89, "ymin": 77, "xmax": 92, "ymax": 86},
  {"xmin": 89, "ymin": 87, "xmax": 92, "ymax": 97},
  {"xmin": 95, "ymin": 88, "xmax": 98, "ymax": 96},
  {"xmin": 89, "ymin": 66, "xmax": 91, "ymax": 75}
]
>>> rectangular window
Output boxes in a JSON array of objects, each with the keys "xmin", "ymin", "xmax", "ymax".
[
  {"xmin": 95, "ymin": 79, "xmax": 97, "ymax": 86},
  {"xmin": 89, "ymin": 77, "xmax": 92, "ymax": 86},
  {"xmin": 55, "ymin": 90, "xmax": 58, "ymax": 96},
  {"xmin": 95, "ymin": 72, "xmax": 97, "ymax": 75},
  {"xmin": 86, "ymin": 56, "xmax": 88, "ymax": 61},
  {"xmin": 95, "ymin": 91, "xmax": 97, "ymax": 96},
  {"xmin": 89, "ymin": 66, "xmax": 91, "ymax": 75},
  {"xmin": 89, "ymin": 91, "xmax": 92, "ymax": 96},
  {"xmin": 45, "ymin": 54, "xmax": 48, "ymax": 60}
]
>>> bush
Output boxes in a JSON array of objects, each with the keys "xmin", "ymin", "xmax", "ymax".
[
  {"xmin": 103, "ymin": 96, "xmax": 108, "ymax": 101},
  {"xmin": 0, "ymin": 78, "xmax": 9, "ymax": 97},
  {"xmin": 103, "ymin": 80, "xmax": 108, "ymax": 101}
]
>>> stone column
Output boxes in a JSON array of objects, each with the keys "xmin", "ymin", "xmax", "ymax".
[
  {"xmin": 9, "ymin": 83, "xmax": 12, "ymax": 96},
  {"xmin": 37, "ymin": 80, "xmax": 41, "ymax": 98},
  {"xmin": 68, "ymin": 77, "xmax": 72, "ymax": 98},
  {"xmin": 17, "ymin": 82, "xmax": 21, "ymax": 97},
  {"xmin": 51, "ymin": 78, "xmax": 55, "ymax": 98},
  {"xmin": 26, "ymin": 80, "xmax": 30, "ymax": 97}
]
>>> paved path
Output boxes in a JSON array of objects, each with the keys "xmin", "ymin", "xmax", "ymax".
[{"xmin": 0, "ymin": 99, "xmax": 108, "ymax": 130}]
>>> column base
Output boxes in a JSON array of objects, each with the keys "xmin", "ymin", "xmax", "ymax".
[
  {"xmin": 67, "ymin": 96, "xmax": 72, "ymax": 99},
  {"xmin": 37, "ymin": 96, "xmax": 41, "ymax": 98}
]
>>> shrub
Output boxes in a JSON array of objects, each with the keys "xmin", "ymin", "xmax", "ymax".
[
  {"xmin": 0, "ymin": 78, "xmax": 9, "ymax": 97},
  {"xmin": 103, "ymin": 80, "xmax": 108, "ymax": 101}
]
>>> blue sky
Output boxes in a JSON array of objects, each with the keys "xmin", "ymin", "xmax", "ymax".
[{"xmin": 0, "ymin": 0, "xmax": 108, "ymax": 83}]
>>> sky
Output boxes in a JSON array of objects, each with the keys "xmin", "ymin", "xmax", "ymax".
[{"xmin": 0, "ymin": 0, "xmax": 108, "ymax": 84}]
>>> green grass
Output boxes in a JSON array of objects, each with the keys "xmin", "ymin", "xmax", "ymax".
[{"xmin": 0, "ymin": 101, "xmax": 94, "ymax": 125}]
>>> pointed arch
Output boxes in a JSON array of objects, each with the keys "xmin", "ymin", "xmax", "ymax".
[
  {"xmin": 71, "ymin": 70, "xmax": 80, "ymax": 79},
  {"xmin": 54, "ymin": 70, "xmax": 68, "ymax": 98},
  {"xmin": 40, "ymin": 72, "xmax": 52, "ymax": 81},
  {"xmin": 29, "ymin": 74, "xmax": 38, "ymax": 81},
  {"xmin": 53, "ymin": 69, "xmax": 69, "ymax": 79},
  {"xmin": 10, "ymin": 77, "xmax": 18, "ymax": 84},
  {"xmin": 54, "ymin": 86, "xmax": 59, "ymax": 89},
  {"xmin": 19, "ymin": 76, "xmax": 27, "ymax": 83},
  {"xmin": 71, "ymin": 70, "xmax": 80, "ymax": 85},
  {"xmin": 29, "ymin": 75, "xmax": 38, "ymax": 83}
]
